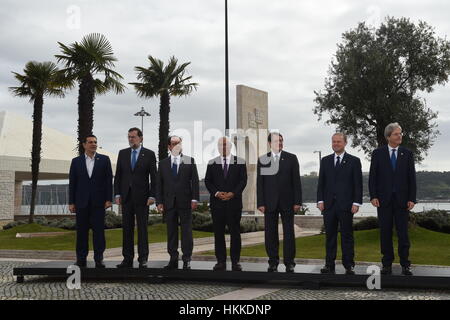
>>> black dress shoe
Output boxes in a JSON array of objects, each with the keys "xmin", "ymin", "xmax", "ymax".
[
  {"xmin": 95, "ymin": 261, "xmax": 105, "ymax": 268},
  {"xmin": 286, "ymin": 264, "xmax": 295, "ymax": 273},
  {"xmin": 267, "ymin": 264, "xmax": 278, "ymax": 272},
  {"xmin": 381, "ymin": 266, "xmax": 392, "ymax": 275},
  {"xmin": 402, "ymin": 266, "xmax": 413, "ymax": 276},
  {"xmin": 164, "ymin": 261, "xmax": 179, "ymax": 270},
  {"xmin": 213, "ymin": 262, "xmax": 226, "ymax": 271},
  {"xmin": 320, "ymin": 265, "xmax": 336, "ymax": 274},
  {"xmin": 116, "ymin": 261, "xmax": 133, "ymax": 268},
  {"xmin": 75, "ymin": 261, "xmax": 86, "ymax": 268},
  {"xmin": 139, "ymin": 263, "xmax": 148, "ymax": 269},
  {"xmin": 232, "ymin": 263, "xmax": 243, "ymax": 272},
  {"xmin": 183, "ymin": 261, "xmax": 191, "ymax": 270},
  {"xmin": 345, "ymin": 267, "xmax": 355, "ymax": 275}
]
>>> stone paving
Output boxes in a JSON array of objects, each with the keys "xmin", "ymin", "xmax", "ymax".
[{"xmin": 0, "ymin": 261, "xmax": 449, "ymax": 300}]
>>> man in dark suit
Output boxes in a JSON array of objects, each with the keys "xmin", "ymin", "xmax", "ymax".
[
  {"xmin": 156, "ymin": 135, "xmax": 199, "ymax": 270},
  {"xmin": 69, "ymin": 135, "xmax": 113, "ymax": 268},
  {"xmin": 114, "ymin": 128, "xmax": 157, "ymax": 269},
  {"xmin": 317, "ymin": 133, "xmax": 363, "ymax": 275},
  {"xmin": 205, "ymin": 137, "xmax": 247, "ymax": 271},
  {"xmin": 257, "ymin": 132, "xmax": 302, "ymax": 273},
  {"xmin": 369, "ymin": 123, "xmax": 416, "ymax": 276}
]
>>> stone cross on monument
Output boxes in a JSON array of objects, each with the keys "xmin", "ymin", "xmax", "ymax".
[{"xmin": 234, "ymin": 85, "xmax": 269, "ymax": 214}]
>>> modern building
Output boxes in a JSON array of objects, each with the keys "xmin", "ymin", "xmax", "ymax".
[{"xmin": 0, "ymin": 110, "xmax": 117, "ymax": 221}]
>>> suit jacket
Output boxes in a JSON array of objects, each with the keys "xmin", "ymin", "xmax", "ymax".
[
  {"xmin": 204, "ymin": 155, "xmax": 247, "ymax": 211},
  {"xmin": 69, "ymin": 153, "xmax": 113, "ymax": 209},
  {"xmin": 113, "ymin": 147, "xmax": 157, "ymax": 205},
  {"xmin": 369, "ymin": 145, "xmax": 417, "ymax": 208},
  {"xmin": 316, "ymin": 153, "xmax": 363, "ymax": 212},
  {"xmin": 257, "ymin": 150, "xmax": 302, "ymax": 212},
  {"xmin": 156, "ymin": 154, "xmax": 200, "ymax": 210}
]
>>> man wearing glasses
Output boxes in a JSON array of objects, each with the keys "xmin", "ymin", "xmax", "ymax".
[{"xmin": 369, "ymin": 123, "xmax": 417, "ymax": 276}]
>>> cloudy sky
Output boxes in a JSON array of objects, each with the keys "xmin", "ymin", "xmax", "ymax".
[{"xmin": 1, "ymin": 0, "xmax": 450, "ymax": 177}]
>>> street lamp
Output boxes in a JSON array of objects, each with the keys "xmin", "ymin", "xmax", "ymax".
[
  {"xmin": 225, "ymin": 0, "xmax": 230, "ymax": 136},
  {"xmin": 134, "ymin": 107, "xmax": 151, "ymax": 147},
  {"xmin": 313, "ymin": 150, "xmax": 322, "ymax": 168}
]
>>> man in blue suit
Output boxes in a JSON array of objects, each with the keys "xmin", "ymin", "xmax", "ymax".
[
  {"xmin": 369, "ymin": 123, "xmax": 417, "ymax": 276},
  {"xmin": 317, "ymin": 133, "xmax": 363, "ymax": 275},
  {"xmin": 69, "ymin": 135, "xmax": 113, "ymax": 268}
]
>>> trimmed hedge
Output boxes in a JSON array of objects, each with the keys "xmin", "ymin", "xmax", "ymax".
[
  {"xmin": 319, "ymin": 210, "xmax": 450, "ymax": 234},
  {"xmin": 410, "ymin": 210, "xmax": 450, "ymax": 234},
  {"xmin": 353, "ymin": 217, "xmax": 379, "ymax": 231},
  {"xmin": 3, "ymin": 210, "xmax": 265, "ymax": 234}
]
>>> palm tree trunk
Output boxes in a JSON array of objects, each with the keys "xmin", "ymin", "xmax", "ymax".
[
  {"xmin": 29, "ymin": 95, "xmax": 44, "ymax": 224},
  {"xmin": 158, "ymin": 90, "xmax": 171, "ymax": 161},
  {"xmin": 77, "ymin": 74, "xmax": 95, "ymax": 155}
]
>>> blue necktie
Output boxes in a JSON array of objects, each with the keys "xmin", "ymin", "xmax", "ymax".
[
  {"xmin": 131, "ymin": 150, "xmax": 137, "ymax": 170},
  {"xmin": 391, "ymin": 149, "xmax": 397, "ymax": 170},
  {"xmin": 172, "ymin": 158, "xmax": 178, "ymax": 177}
]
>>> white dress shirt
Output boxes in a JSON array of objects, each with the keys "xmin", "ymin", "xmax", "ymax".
[
  {"xmin": 85, "ymin": 153, "xmax": 96, "ymax": 178},
  {"xmin": 171, "ymin": 154, "xmax": 197, "ymax": 203},
  {"xmin": 334, "ymin": 151, "xmax": 345, "ymax": 166},
  {"xmin": 171, "ymin": 154, "xmax": 181, "ymax": 174},
  {"xmin": 388, "ymin": 145, "xmax": 399, "ymax": 158},
  {"xmin": 214, "ymin": 155, "xmax": 233, "ymax": 197},
  {"xmin": 221, "ymin": 155, "xmax": 232, "ymax": 169},
  {"xmin": 272, "ymin": 150, "xmax": 282, "ymax": 161}
]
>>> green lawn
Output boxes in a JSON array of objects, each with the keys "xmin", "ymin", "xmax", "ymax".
[
  {"xmin": 0, "ymin": 223, "xmax": 213, "ymax": 251},
  {"xmin": 202, "ymin": 226, "xmax": 450, "ymax": 266}
]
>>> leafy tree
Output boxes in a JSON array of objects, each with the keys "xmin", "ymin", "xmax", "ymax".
[{"xmin": 314, "ymin": 17, "xmax": 450, "ymax": 162}]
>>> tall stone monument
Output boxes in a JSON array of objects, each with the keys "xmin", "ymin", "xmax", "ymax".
[{"xmin": 234, "ymin": 85, "xmax": 269, "ymax": 214}]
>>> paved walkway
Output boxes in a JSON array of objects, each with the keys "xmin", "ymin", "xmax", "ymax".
[
  {"xmin": 0, "ymin": 225, "xmax": 320, "ymax": 261},
  {"xmin": 0, "ymin": 260, "xmax": 449, "ymax": 300}
]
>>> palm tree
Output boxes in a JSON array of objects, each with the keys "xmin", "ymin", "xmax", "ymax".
[
  {"xmin": 130, "ymin": 56, "xmax": 198, "ymax": 161},
  {"xmin": 55, "ymin": 33, "xmax": 125, "ymax": 155},
  {"xmin": 10, "ymin": 61, "xmax": 69, "ymax": 223}
]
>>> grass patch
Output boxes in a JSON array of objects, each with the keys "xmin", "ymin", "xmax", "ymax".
[
  {"xmin": 202, "ymin": 226, "xmax": 450, "ymax": 266},
  {"xmin": 0, "ymin": 223, "xmax": 213, "ymax": 251}
]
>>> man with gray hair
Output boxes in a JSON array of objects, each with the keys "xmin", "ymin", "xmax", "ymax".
[
  {"xmin": 369, "ymin": 123, "xmax": 417, "ymax": 276},
  {"xmin": 205, "ymin": 137, "xmax": 247, "ymax": 271}
]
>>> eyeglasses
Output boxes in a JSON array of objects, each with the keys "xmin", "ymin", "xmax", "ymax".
[{"xmin": 391, "ymin": 132, "xmax": 403, "ymax": 137}]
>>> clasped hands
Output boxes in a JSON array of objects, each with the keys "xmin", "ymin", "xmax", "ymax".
[
  {"xmin": 371, "ymin": 198, "xmax": 415, "ymax": 211},
  {"xmin": 216, "ymin": 191, "xmax": 235, "ymax": 201}
]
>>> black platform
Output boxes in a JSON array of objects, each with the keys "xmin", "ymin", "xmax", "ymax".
[{"xmin": 13, "ymin": 261, "xmax": 450, "ymax": 290}]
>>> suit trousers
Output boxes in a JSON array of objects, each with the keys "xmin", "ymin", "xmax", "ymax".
[
  {"xmin": 121, "ymin": 189, "xmax": 150, "ymax": 263},
  {"xmin": 165, "ymin": 207, "xmax": 193, "ymax": 262},
  {"xmin": 264, "ymin": 207, "xmax": 296, "ymax": 266},
  {"xmin": 75, "ymin": 199, "xmax": 106, "ymax": 262},
  {"xmin": 211, "ymin": 204, "xmax": 242, "ymax": 264},
  {"xmin": 377, "ymin": 194, "xmax": 411, "ymax": 267},
  {"xmin": 323, "ymin": 202, "xmax": 355, "ymax": 269}
]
